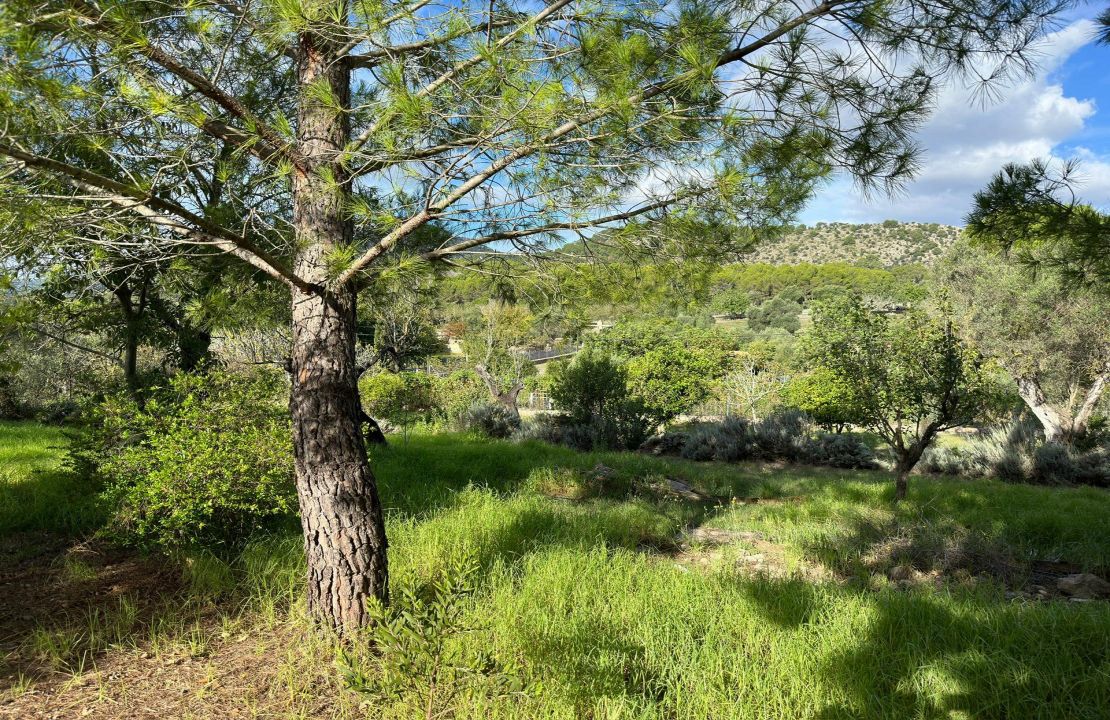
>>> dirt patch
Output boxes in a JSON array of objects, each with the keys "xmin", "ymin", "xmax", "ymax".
[
  {"xmin": 0, "ymin": 623, "xmax": 330, "ymax": 720},
  {"xmin": 669, "ymin": 527, "xmax": 830, "ymax": 581},
  {"xmin": 0, "ymin": 535, "xmax": 342, "ymax": 719},
  {"xmin": 0, "ymin": 534, "xmax": 183, "ymax": 688}
]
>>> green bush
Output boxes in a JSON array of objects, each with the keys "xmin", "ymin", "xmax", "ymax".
[
  {"xmin": 545, "ymin": 351, "xmax": 658, "ymax": 451},
  {"xmin": 360, "ymin": 371, "xmax": 443, "ymax": 436},
  {"xmin": 626, "ymin": 345, "xmax": 714, "ymax": 425},
  {"xmin": 464, "ymin": 402, "xmax": 521, "ymax": 439},
  {"xmin": 80, "ymin": 368, "xmax": 295, "ymax": 549},
  {"xmin": 439, "ymin": 369, "xmax": 488, "ymax": 428}
]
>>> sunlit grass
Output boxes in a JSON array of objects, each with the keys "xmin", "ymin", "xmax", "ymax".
[
  {"xmin": 2, "ymin": 424, "xmax": 1109, "ymax": 717},
  {"xmin": 0, "ymin": 421, "xmax": 102, "ymax": 534}
]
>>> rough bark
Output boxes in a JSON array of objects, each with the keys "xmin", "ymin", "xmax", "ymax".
[
  {"xmin": 893, "ymin": 442, "xmax": 926, "ymax": 503},
  {"xmin": 289, "ymin": 286, "xmax": 388, "ymax": 629},
  {"xmin": 475, "ymin": 363, "xmax": 524, "ymax": 420},
  {"xmin": 288, "ymin": 21, "xmax": 388, "ymax": 630}
]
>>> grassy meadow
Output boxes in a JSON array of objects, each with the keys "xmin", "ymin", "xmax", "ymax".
[{"xmin": 2, "ymin": 422, "xmax": 1109, "ymax": 718}]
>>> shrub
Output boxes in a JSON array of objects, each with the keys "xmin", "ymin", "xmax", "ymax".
[
  {"xmin": 339, "ymin": 555, "xmax": 532, "ymax": 715},
  {"xmin": 680, "ymin": 417, "xmax": 752, "ymax": 462},
  {"xmin": 657, "ymin": 412, "xmax": 876, "ymax": 470},
  {"xmin": 360, "ymin": 371, "xmax": 443, "ymax": 437},
  {"xmin": 545, "ymin": 351, "xmax": 660, "ymax": 451},
  {"xmin": 802, "ymin": 433, "xmax": 879, "ymax": 469},
  {"xmin": 748, "ymin": 408, "xmax": 811, "ymax": 461},
  {"xmin": 626, "ymin": 344, "xmax": 715, "ymax": 424},
  {"xmin": 547, "ymin": 350, "xmax": 628, "ymax": 426},
  {"xmin": 81, "ymin": 368, "xmax": 295, "ymax": 549},
  {"xmin": 439, "ymin": 369, "xmax": 488, "ymax": 428},
  {"xmin": 919, "ymin": 418, "xmax": 1110, "ymax": 486},
  {"xmin": 464, "ymin": 402, "xmax": 521, "ymax": 439}
]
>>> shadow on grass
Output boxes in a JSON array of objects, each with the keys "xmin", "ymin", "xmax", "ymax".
[
  {"xmin": 0, "ymin": 467, "xmax": 104, "ymax": 537},
  {"xmin": 0, "ymin": 536, "xmax": 187, "ymax": 689},
  {"xmin": 805, "ymin": 585, "xmax": 1110, "ymax": 719}
]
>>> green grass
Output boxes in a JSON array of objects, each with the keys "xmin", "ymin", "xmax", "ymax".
[
  {"xmin": 270, "ymin": 435, "xmax": 1110, "ymax": 718},
  {"xmin": 0, "ymin": 421, "xmax": 103, "ymax": 534},
  {"xmin": 3, "ymin": 423, "xmax": 1109, "ymax": 718}
]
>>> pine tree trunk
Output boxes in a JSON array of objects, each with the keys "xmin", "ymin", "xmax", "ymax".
[
  {"xmin": 288, "ymin": 14, "xmax": 388, "ymax": 629},
  {"xmin": 289, "ymin": 286, "xmax": 388, "ymax": 629}
]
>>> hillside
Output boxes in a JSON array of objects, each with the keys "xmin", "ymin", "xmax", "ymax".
[{"xmin": 749, "ymin": 221, "xmax": 962, "ymax": 267}]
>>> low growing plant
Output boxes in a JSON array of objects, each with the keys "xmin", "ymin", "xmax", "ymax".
[{"xmin": 79, "ymin": 368, "xmax": 296, "ymax": 549}]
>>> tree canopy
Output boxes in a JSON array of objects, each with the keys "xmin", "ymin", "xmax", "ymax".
[{"xmin": 803, "ymin": 296, "xmax": 989, "ymax": 499}]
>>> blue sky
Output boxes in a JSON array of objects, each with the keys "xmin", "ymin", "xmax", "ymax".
[{"xmin": 799, "ymin": 9, "xmax": 1110, "ymax": 226}]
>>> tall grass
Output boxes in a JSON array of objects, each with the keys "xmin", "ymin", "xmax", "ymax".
[
  {"xmin": 225, "ymin": 434, "xmax": 1110, "ymax": 718},
  {"xmin": 3, "ymin": 424, "xmax": 1109, "ymax": 717}
]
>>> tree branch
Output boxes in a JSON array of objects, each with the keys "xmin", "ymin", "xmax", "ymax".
[
  {"xmin": 67, "ymin": 0, "xmax": 304, "ymax": 170},
  {"xmin": 336, "ymin": 1, "xmax": 848, "ymax": 285},
  {"xmin": 0, "ymin": 143, "xmax": 310, "ymax": 292}
]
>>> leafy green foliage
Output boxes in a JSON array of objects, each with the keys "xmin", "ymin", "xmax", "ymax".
[
  {"xmin": 627, "ymin": 345, "xmax": 716, "ymax": 425},
  {"xmin": 939, "ymin": 240, "xmax": 1109, "ymax": 442},
  {"xmin": 782, "ymin": 368, "xmax": 866, "ymax": 432},
  {"xmin": 340, "ymin": 555, "xmax": 533, "ymax": 715},
  {"xmin": 360, "ymin": 371, "xmax": 443, "ymax": 437},
  {"xmin": 803, "ymin": 296, "xmax": 990, "ymax": 485},
  {"xmin": 440, "ymin": 369, "xmax": 489, "ymax": 428},
  {"xmin": 547, "ymin": 350, "xmax": 628, "ymax": 427},
  {"xmin": 544, "ymin": 351, "xmax": 657, "ymax": 451},
  {"xmin": 747, "ymin": 294, "xmax": 803, "ymax": 333},
  {"xmin": 83, "ymin": 369, "xmax": 295, "ymax": 549},
  {"xmin": 967, "ymin": 160, "xmax": 1110, "ymax": 290}
]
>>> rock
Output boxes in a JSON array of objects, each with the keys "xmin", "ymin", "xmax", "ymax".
[
  {"xmin": 589, "ymin": 463, "xmax": 617, "ymax": 480},
  {"xmin": 1057, "ymin": 573, "xmax": 1110, "ymax": 600},
  {"xmin": 888, "ymin": 564, "xmax": 914, "ymax": 582},
  {"xmin": 660, "ymin": 477, "xmax": 710, "ymax": 502},
  {"xmin": 687, "ymin": 527, "xmax": 764, "ymax": 545}
]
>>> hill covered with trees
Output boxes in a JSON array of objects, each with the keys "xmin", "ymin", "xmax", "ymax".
[{"xmin": 748, "ymin": 221, "xmax": 963, "ymax": 267}]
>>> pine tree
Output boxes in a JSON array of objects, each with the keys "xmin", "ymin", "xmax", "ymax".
[{"xmin": 0, "ymin": 0, "xmax": 1070, "ymax": 628}]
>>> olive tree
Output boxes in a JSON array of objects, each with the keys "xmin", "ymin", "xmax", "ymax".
[
  {"xmin": 0, "ymin": 0, "xmax": 1067, "ymax": 628},
  {"xmin": 804, "ymin": 296, "xmax": 989, "ymax": 500},
  {"xmin": 939, "ymin": 241, "xmax": 1109, "ymax": 444}
]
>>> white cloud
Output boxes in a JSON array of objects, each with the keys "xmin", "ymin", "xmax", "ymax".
[{"xmin": 801, "ymin": 19, "xmax": 1110, "ymax": 225}]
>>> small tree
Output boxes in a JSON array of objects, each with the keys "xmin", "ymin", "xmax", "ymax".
[
  {"xmin": 716, "ymin": 353, "xmax": 789, "ymax": 422},
  {"xmin": 548, "ymin": 350, "xmax": 628, "ymax": 426},
  {"xmin": 463, "ymin": 302, "xmax": 536, "ymax": 420},
  {"xmin": 627, "ymin": 344, "xmax": 715, "ymax": 425},
  {"xmin": 781, "ymin": 367, "xmax": 865, "ymax": 432},
  {"xmin": 804, "ymin": 296, "xmax": 989, "ymax": 501}
]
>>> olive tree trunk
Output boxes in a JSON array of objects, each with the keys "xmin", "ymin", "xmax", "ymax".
[{"xmin": 288, "ymin": 24, "xmax": 388, "ymax": 630}]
